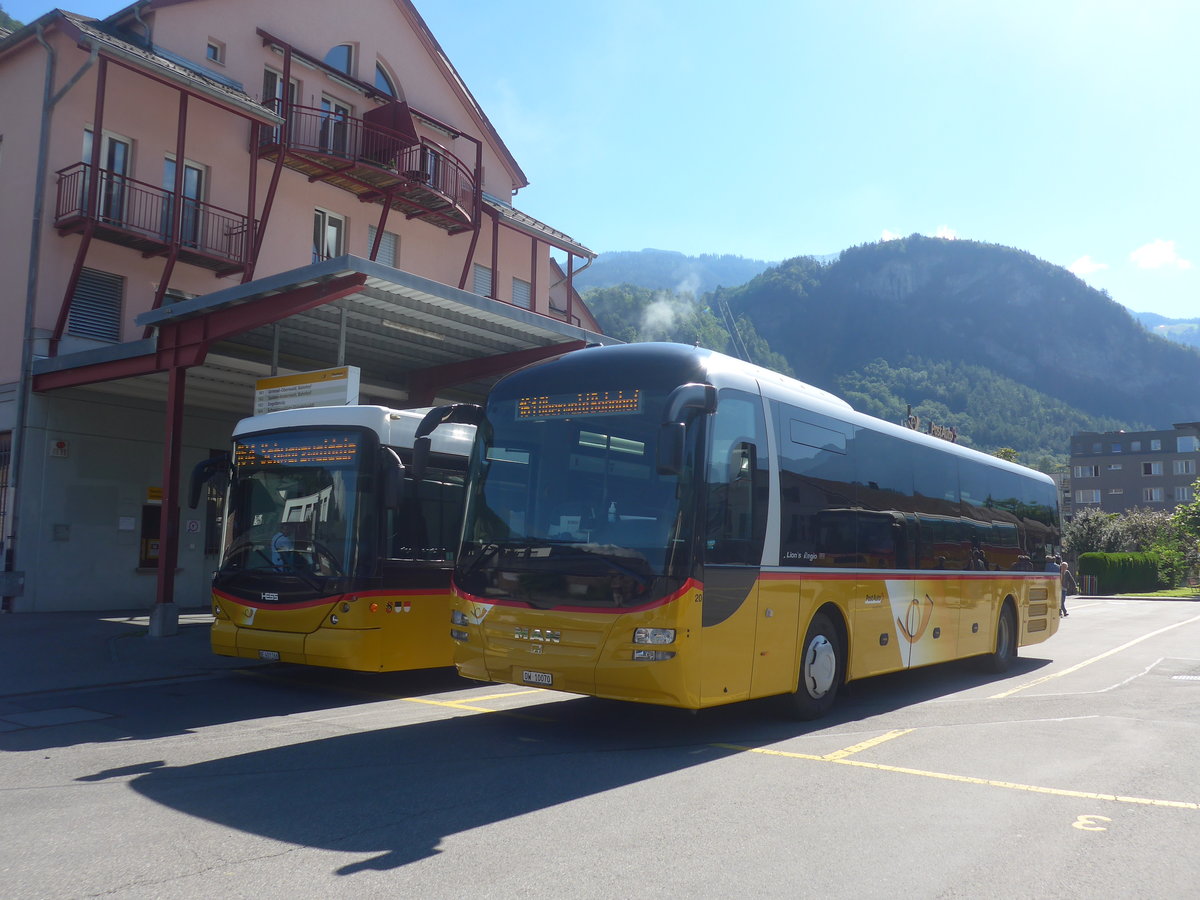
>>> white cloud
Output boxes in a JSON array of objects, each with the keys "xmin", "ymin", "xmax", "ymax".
[
  {"xmin": 934, "ymin": 225, "xmax": 957, "ymax": 240},
  {"xmin": 881, "ymin": 229, "xmax": 902, "ymax": 241},
  {"xmin": 1130, "ymin": 239, "xmax": 1192, "ymax": 270},
  {"xmin": 1068, "ymin": 255, "xmax": 1109, "ymax": 276}
]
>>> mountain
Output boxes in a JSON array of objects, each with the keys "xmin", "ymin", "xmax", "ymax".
[
  {"xmin": 582, "ymin": 236, "xmax": 1200, "ymax": 469},
  {"xmin": 573, "ymin": 249, "xmax": 776, "ymax": 297},
  {"xmin": 1133, "ymin": 311, "xmax": 1200, "ymax": 350}
]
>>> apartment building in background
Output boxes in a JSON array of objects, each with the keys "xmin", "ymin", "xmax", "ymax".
[
  {"xmin": 0, "ymin": 0, "xmax": 607, "ymax": 617},
  {"xmin": 1068, "ymin": 424, "xmax": 1200, "ymax": 516}
]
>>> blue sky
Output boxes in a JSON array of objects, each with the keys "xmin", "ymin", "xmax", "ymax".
[{"xmin": 7, "ymin": 0, "xmax": 1199, "ymax": 319}]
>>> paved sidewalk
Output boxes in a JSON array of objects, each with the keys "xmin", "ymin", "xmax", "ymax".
[{"xmin": 0, "ymin": 608, "xmax": 256, "ymax": 697}]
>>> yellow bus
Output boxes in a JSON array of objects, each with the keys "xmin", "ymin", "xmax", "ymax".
[
  {"xmin": 417, "ymin": 343, "xmax": 1061, "ymax": 718},
  {"xmin": 193, "ymin": 405, "xmax": 473, "ymax": 672}
]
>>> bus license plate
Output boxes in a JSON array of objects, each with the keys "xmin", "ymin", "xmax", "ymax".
[
  {"xmin": 258, "ymin": 650, "xmax": 280, "ymax": 661},
  {"xmin": 522, "ymin": 670, "xmax": 553, "ymax": 686}
]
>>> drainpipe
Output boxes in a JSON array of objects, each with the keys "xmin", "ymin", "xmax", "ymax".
[{"xmin": 4, "ymin": 28, "xmax": 95, "ymax": 611}]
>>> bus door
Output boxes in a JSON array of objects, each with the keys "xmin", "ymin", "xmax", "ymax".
[
  {"xmin": 851, "ymin": 512, "xmax": 913, "ymax": 678},
  {"xmin": 699, "ymin": 390, "xmax": 772, "ymax": 704}
]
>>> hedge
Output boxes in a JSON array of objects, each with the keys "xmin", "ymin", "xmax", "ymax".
[{"xmin": 1076, "ymin": 552, "xmax": 1159, "ymax": 595}]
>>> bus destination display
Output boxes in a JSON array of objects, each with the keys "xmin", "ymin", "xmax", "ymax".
[
  {"xmin": 515, "ymin": 389, "xmax": 641, "ymax": 420},
  {"xmin": 235, "ymin": 433, "xmax": 359, "ymax": 468}
]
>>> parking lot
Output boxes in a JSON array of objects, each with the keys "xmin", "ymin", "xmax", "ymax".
[{"xmin": 3, "ymin": 596, "xmax": 1199, "ymax": 899}]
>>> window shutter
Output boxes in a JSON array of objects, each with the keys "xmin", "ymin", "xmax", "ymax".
[
  {"xmin": 367, "ymin": 226, "xmax": 398, "ymax": 268},
  {"xmin": 472, "ymin": 264, "xmax": 493, "ymax": 297},
  {"xmin": 68, "ymin": 268, "xmax": 123, "ymax": 341},
  {"xmin": 511, "ymin": 277, "xmax": 532, "ymax": 309}
]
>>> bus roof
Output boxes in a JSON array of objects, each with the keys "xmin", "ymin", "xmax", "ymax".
[{"xmin": 232, "ymin": 405, "xmax": 474, "ymax": 456}]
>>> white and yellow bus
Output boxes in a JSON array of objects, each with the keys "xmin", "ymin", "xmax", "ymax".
[
  {"xmin": 194, "ymin": 405, "xmax": 473, "ymax": 672},
  {"xmin": 418, "ymin": 343, "xmax": 1061, "ymax": 718}
]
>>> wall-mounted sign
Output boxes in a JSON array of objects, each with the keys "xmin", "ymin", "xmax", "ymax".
[{"xmin": 253, "ymin": 366, "xmax": 360, "ymax": 415}]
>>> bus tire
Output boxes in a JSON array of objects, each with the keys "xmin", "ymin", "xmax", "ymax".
[
  {"xmin": 980, "ymin": 603, "xmax": 1017, "ymax": 674},
  {"xmin": 788, "ymin": 611, "xmax": 842, "ymax": 720}
]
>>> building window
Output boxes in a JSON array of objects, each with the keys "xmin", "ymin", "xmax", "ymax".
[
  {"xmin": 375, "ymin": 62, "xmax": 396, "ymax": 96},
  {"xmin": 1178, "ymin": 435, "xmax": 1199, "ymax": 453},
  {"xmin": 162, "ymin": 157, "xmax": 205, "ymax": 247},
  {"xmin": 1151, "ymin": 440, "xmax": 1162, "ymax": 451},
  {"xmin": 67, "ymin": 268, "xmax": 123, "ymax": 341},
  {"xmin": 1111, "ymin": 443, "xmax": 1122, "ymax": 453},
  {"xmin": 367, "ymin": 225, "xmax": 398, "ymax": 268},
  {"xmin": 1130, "ymin": 441, "xmax": 1142, "ymax": 452},
  {"xmin": 319, "ymin": 96, "xmax": 352, "ymax": 156},
  {"xmin": 1092, "ymin": 443, "xmax": 1101, "ymax": 453},
  {"xmin": 1107, "ymin": 464, "xmax": 1122, "ymax": 470},
  {"xmin": 1142, "ymin": 461, "xmax": 1163, "ymax": 476},
  {"xmin": 1107, "ymin": 489, "xmax": 1124, "ymax": 495},
  {"xmin": 205, "ymin": 39, "xmax": 225, "ymax": 64},
  {"xmin": 1143, "ymin": 487, "xmax": 1164, "ymax": 503},
  {"xmin": 1176, "ymin": 486, "xmax": 1194, "ymax": 503},
  {"xmin": 512, "ymin": 277, "xmax": 532, "ymax": 309},
  {"xmin": 324, "ymin": 44, "xmax": 354, "ymax": 75},
  {"xmin": 472, "ymin": 264, "xmax": 493, "ymax": 297},
  {"xmin": 1075, "ymin": 490, "xmax": 1101, "ymax": 505},
  {"xmin": 1073, "ymin": 465, "xmax": 1099, "ymax": 478},
  {"xmin": 1174, "ymin": 459, "xmax": 1196, "ymax": 476},
  {"xmin": 312, "ymin": 209, "xmax": 345, "ymax": 262}
]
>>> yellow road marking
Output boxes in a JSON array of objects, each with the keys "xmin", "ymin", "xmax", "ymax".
[
  {"xmin": 468, "ymin": 689, "xmax": 545, "ymax": 701},
  {"xmin": 821, "ymin": 729, "xmax": 913, "ymax": 760},
  {"xmin": 714, "ymin": 741, "xmax": 1200, "ymax": 810},
  {"xmin": 990, "ymin": 611, "xmax": 1200, "ymax": 699},
  {"xmin": 402, "ymin": 695, "xmax": 554, "ymax": 721}
]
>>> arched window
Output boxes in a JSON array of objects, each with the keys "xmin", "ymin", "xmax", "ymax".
[
  {"xmin": 324, "ymin": 44, "xmax": 353, "ymax": 75},
  {"xmin": 374, "ymin": 62, "xmax": 396, "ymax": 97}
]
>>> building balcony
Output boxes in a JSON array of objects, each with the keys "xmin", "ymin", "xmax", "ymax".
[
  {"xmin": 257, "ymin": 102, "xmax": 477, "ymax": 234},
  {"xmin": 54, "ymin": 163, "xmax": 254, "ymax": 276}
]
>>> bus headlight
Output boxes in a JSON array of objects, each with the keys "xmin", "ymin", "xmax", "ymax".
[
  {"xmin": 450, "ymin": 629, "xmax": 469, "ymax": 642},
  {"xmin": 450, "ymin": 609, "xmax": 469, "ymax": 626},
  {"xmin": 633, "ymin": 627, "xmax": 675, "ymax": 645}
]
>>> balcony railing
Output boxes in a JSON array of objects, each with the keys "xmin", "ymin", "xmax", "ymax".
[
  {"xmin": 258, "ymin": 103, "xmax": 477, "ymax": 233},
  {"xmin": 55, "ymin": 163, "xmax": 254, "ymax": 274}
]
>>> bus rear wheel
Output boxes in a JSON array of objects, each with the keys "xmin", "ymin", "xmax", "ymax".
[
  {"xmin": 980, "ymin": 604, "xmax": 1017, "ymax": 674},
  {"xmin": 788, "ymin": 612, "xmax": 842, "ymax": 720}
]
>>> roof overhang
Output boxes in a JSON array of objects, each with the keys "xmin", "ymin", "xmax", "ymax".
[{"xmin": 32, "ymin": 255, "xmax": 616, "ymax": 409}]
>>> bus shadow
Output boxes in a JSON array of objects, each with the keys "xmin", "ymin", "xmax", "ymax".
[
  {"xmin": 123, "ymin": 697, "xmax": 753, "ymax": 872},
  {"xmin": 0, "ymin": 663, "xmax": 471, "ymax": 753},
  {"xmin": 115, "ymin": 656, "xmax": 1055, "ymax": 875}
]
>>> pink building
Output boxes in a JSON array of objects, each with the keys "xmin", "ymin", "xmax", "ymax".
[{"xmin": 0, "ymin": 1, "xmax": 606, "ymax": 617}]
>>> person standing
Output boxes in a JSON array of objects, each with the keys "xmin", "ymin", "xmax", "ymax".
[{"xmin": 1058, "ymin": 555, "xmax": 1077, "ymax": 617}]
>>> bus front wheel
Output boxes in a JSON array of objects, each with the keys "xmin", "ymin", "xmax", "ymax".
[
  {"xmin": 980, "ymin": 604, "xmax": 1017, "ymax": 674},
  {"xmin": 789, "ymin": 612, "xmax": 842, "ymax": 720}
]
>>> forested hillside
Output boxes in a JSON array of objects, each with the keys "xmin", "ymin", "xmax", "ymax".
[{"xmin": 581, "ymin": 236, "xmax": 1200, "ymax": 470}]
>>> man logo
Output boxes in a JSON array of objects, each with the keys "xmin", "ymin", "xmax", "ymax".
[{"xmin": 514, "ymin": 626, "xmax": 561, "ymax": 643}]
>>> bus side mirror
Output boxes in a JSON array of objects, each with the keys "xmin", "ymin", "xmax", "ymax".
[
  {"xmin": 188, "ymin": 454, "xmax": 230, "ymax": 509},
  {"xmin": 382, "ymin": 448, "xmax": 406, "ymax": 508},
  {"xmin": 656, "ymin": 383, "xmax": 716, "ymax": 476},
  {"xmin": 411, "ymin": 436, "xmax": 431, "ymax": 484},
  {"xmin": 657, "ymin": 423, "xmax": 686, "ymax": 475},
  {"xmin": 413, "ymin": 403, "xmax": 483, "ymax": 482}
]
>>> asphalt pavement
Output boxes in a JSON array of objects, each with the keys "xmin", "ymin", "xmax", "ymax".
[{"xmin": 0, "ymin": 606, "xmax": 256, "ymax": 699}]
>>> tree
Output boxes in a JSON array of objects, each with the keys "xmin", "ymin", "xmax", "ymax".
[
  {"xmin": 993, "ymin": 447, "xmax": 1019, "ymax": 462},
  {"xmin": 1063, "ymin": 507, "xmax": 1119, "ymax": 557}
]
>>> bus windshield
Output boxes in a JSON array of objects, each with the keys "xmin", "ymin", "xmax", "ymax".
[
  {"xmin": 220, "ymin": 429, "xmax": 367, "ymax": 581},
  {"xmin": 456, "ymin": 386, "xmax": 696, "ymax": 608}
]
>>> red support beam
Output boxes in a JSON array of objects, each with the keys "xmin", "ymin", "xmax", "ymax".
[
  {"xmin": 33, "ymin": 273, "xmax": 368, "ymax": 393},
  {"xmin": 154, "ymin": 364, "xmax": 186, "ymax": 609}
]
